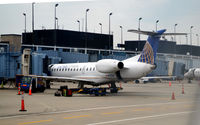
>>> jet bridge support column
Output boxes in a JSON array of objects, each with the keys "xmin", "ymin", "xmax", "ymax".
[{"xmin": 21, "ymin": 49, "xmax": 31, "ymax": 75}]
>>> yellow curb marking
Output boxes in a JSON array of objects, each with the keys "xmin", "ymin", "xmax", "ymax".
[
  {"xmin": 18, "ymin": 119, "xmax": 53, "ymax": 125},
  {"xmin": 64, "ymin": 115, "xmax": 91, "ymax": 119},
  {"xmin": 102, "ymin": 111, "xmax": 123, "ymax": 115},
  {"xmin": 133, "ymin": 108, "xmax": 153, "ymax": 112}
]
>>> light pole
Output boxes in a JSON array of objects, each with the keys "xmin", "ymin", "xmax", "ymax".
[
  {"xmin": 174, "ymin": 23, "xmax": 178, "ymax": 41},
  {"xmin": 56, "ymin": 17, "xmax": 58, "ymax": 29},
  {"xmin": 190, "ymin": 26, "xmax": 194, "ymax": 45},
  {"xmin": 99, "ymin": 23, "xmax": 102, "ymax": 34},
  {"xmin": 138, "ymin": 17, "xmax": 142, "ymax": 40},
  {"xmin": 77, "ymin": 20, "xmax": 80, "ymax": 32},
  {"xmin": 85, "ymin": 8, "xmax": 89, "ymax": 32},
  {"xmin": 108, "ymin": 12, "xmax": 113, "ymax": 50},
  {"xmin": 185, "ymin": 35, "xmax": 188, "ymax": 45},
  {"xmin": 156, "ymin": 20, "xmax": 159, "ymax": 32},
  {"xmin": 196, "ymin": 34, "xmax": 199, "ymax": 46},
  {"xmin": 109, "ymin": 12, "xmax": 112, "ymax": 34},
  {"xmin": 23, "ymin": 13, "xmax": 26, "ymax": 33},
  {"xmin": 120, "ymin": 26, "xmax": 123, "ymax": 46},
  {"xmin": 32, "ymin": 2, "xmax": 35, "ymax": 31},
  {"xmin": 54, "ymin": 3, "xmax": 59, "ymax": 29}
]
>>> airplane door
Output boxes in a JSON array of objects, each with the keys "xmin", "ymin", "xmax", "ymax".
[{"xmin": 82, "ymin": 65, "xmax": 86, "ymax": 74}]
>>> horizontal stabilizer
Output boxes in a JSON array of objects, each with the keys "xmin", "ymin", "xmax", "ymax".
[
  {"xmin": 128, "ymin": 29, "xmax": 187, "ymax": 36},
  {"xmin": 162, "ymin": 33, "xmax": 187, "ymax": 36},
  {"xmin": 128, "ymin": 29, "xmax": 156, "ymax": 36}
]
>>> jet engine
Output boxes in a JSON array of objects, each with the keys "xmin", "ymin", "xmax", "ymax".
[{"xmin": 96, "ymin": 59, "xmax": 124, "ymax": 73}]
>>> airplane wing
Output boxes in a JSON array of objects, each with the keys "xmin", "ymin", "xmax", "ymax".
[{"xmin": 31, "ymin": 75, "xmax": 92, "ymax": 83}]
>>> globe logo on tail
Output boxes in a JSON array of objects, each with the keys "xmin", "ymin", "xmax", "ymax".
[{"xmin": 138, "ymin": 41, "xmax": 154, "ymax": 65}]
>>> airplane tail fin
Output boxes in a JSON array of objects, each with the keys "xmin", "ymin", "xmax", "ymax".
[{"xmin": 128, "ymin": 29, "xmax": 166, "ymax": 65}]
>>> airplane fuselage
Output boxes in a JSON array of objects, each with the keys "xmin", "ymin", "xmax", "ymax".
[{"xmin": 49, "ymin": 61, "xmax": 155, "ymax": 85}]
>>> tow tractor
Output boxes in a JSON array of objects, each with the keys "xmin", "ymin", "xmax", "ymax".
[
  {"xmin": 16, "ymin": 75, "xmax": 46, "ymax": 93},
  {"xmin": 55, "ymin": 85, "xmax": 123, "ymax": 97}
]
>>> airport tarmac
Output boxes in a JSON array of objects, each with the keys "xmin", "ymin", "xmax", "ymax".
[{"xmin": 0, "ymin": 80, "xmax": 199, "ymax": 125}]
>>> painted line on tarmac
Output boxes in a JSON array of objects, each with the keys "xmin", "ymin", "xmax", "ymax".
[
  {"xmin": 18, "ymin": 119, "xmax": 53, "ymax": 125},
  {"xmin": 132, "ymin": 107, "xmax": 153, "ymax": 112},
  {"xmin": 101, "ymin": 111, "xmax": 123, "ymax": 115},
  {"xmin": 87, "ymin": 111, "xmax": 195, "ymax": 125},
  {"xmin": 64, "ymin": 115, "xmax": 91, "ymax": 119},
  {"xmin": 0, "ymin": 101, "xmax": 194, "ymax": 120}
]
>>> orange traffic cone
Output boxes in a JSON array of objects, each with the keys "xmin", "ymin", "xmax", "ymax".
[
  {"xmin": 182, "ymin": 84, "xmax": 185, "ymax": 94},
  {"xmin": 171, "ymin": 92, "xmax": 175, "ymax": 100},
  {"xmin": 29, "ymin": 84, "xmax": 32, "ymax": 95},
  {"xmin": 169, "ymin": 81, "xmax": 171, "ymax": 87},
  {"xmin": 19, "ymin": 91, "xmax": 27, "ymax": 112},
  {"xmin": 17, "ymin": 83, "xmax": 21, "ymax": 95}
]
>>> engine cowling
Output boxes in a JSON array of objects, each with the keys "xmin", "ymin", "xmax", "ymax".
[{"xmin": 96, "ymin": 59, "xmax": 124, "ymax": 73}]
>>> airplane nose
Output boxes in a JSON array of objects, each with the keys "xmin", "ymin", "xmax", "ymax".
[
  {"xmin": 184, "ymin": 73, "xmax": 189, "ymax": 78},
  {"xmin": 150, "ymin": 64, "xmax": 156, "ymax": 70}
]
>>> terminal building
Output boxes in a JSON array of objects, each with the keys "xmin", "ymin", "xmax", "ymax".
[
  {"xmin": 0, "ymin": 29, "xmax": 200, "ymax": 81},
  {"xmin": 22, "ymin": 29, "xmax": 113, "ymax": 50}
]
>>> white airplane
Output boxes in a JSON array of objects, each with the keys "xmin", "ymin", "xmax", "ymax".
[
  {"xmin": 184, "ymin": 68, "xmax": 200, "ymax": 80},
  {"xmin": 42, "ymin": 29, "xmax": 185, "ymax": 89},
  {"xmin": 137, "ymin": 76, "xmax": 176, "ymax": 83}
]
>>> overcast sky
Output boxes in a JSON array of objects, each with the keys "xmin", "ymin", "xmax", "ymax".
[{"xmin": 0, "ymin": 0, "xmax": 200, "ymax": 48}]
